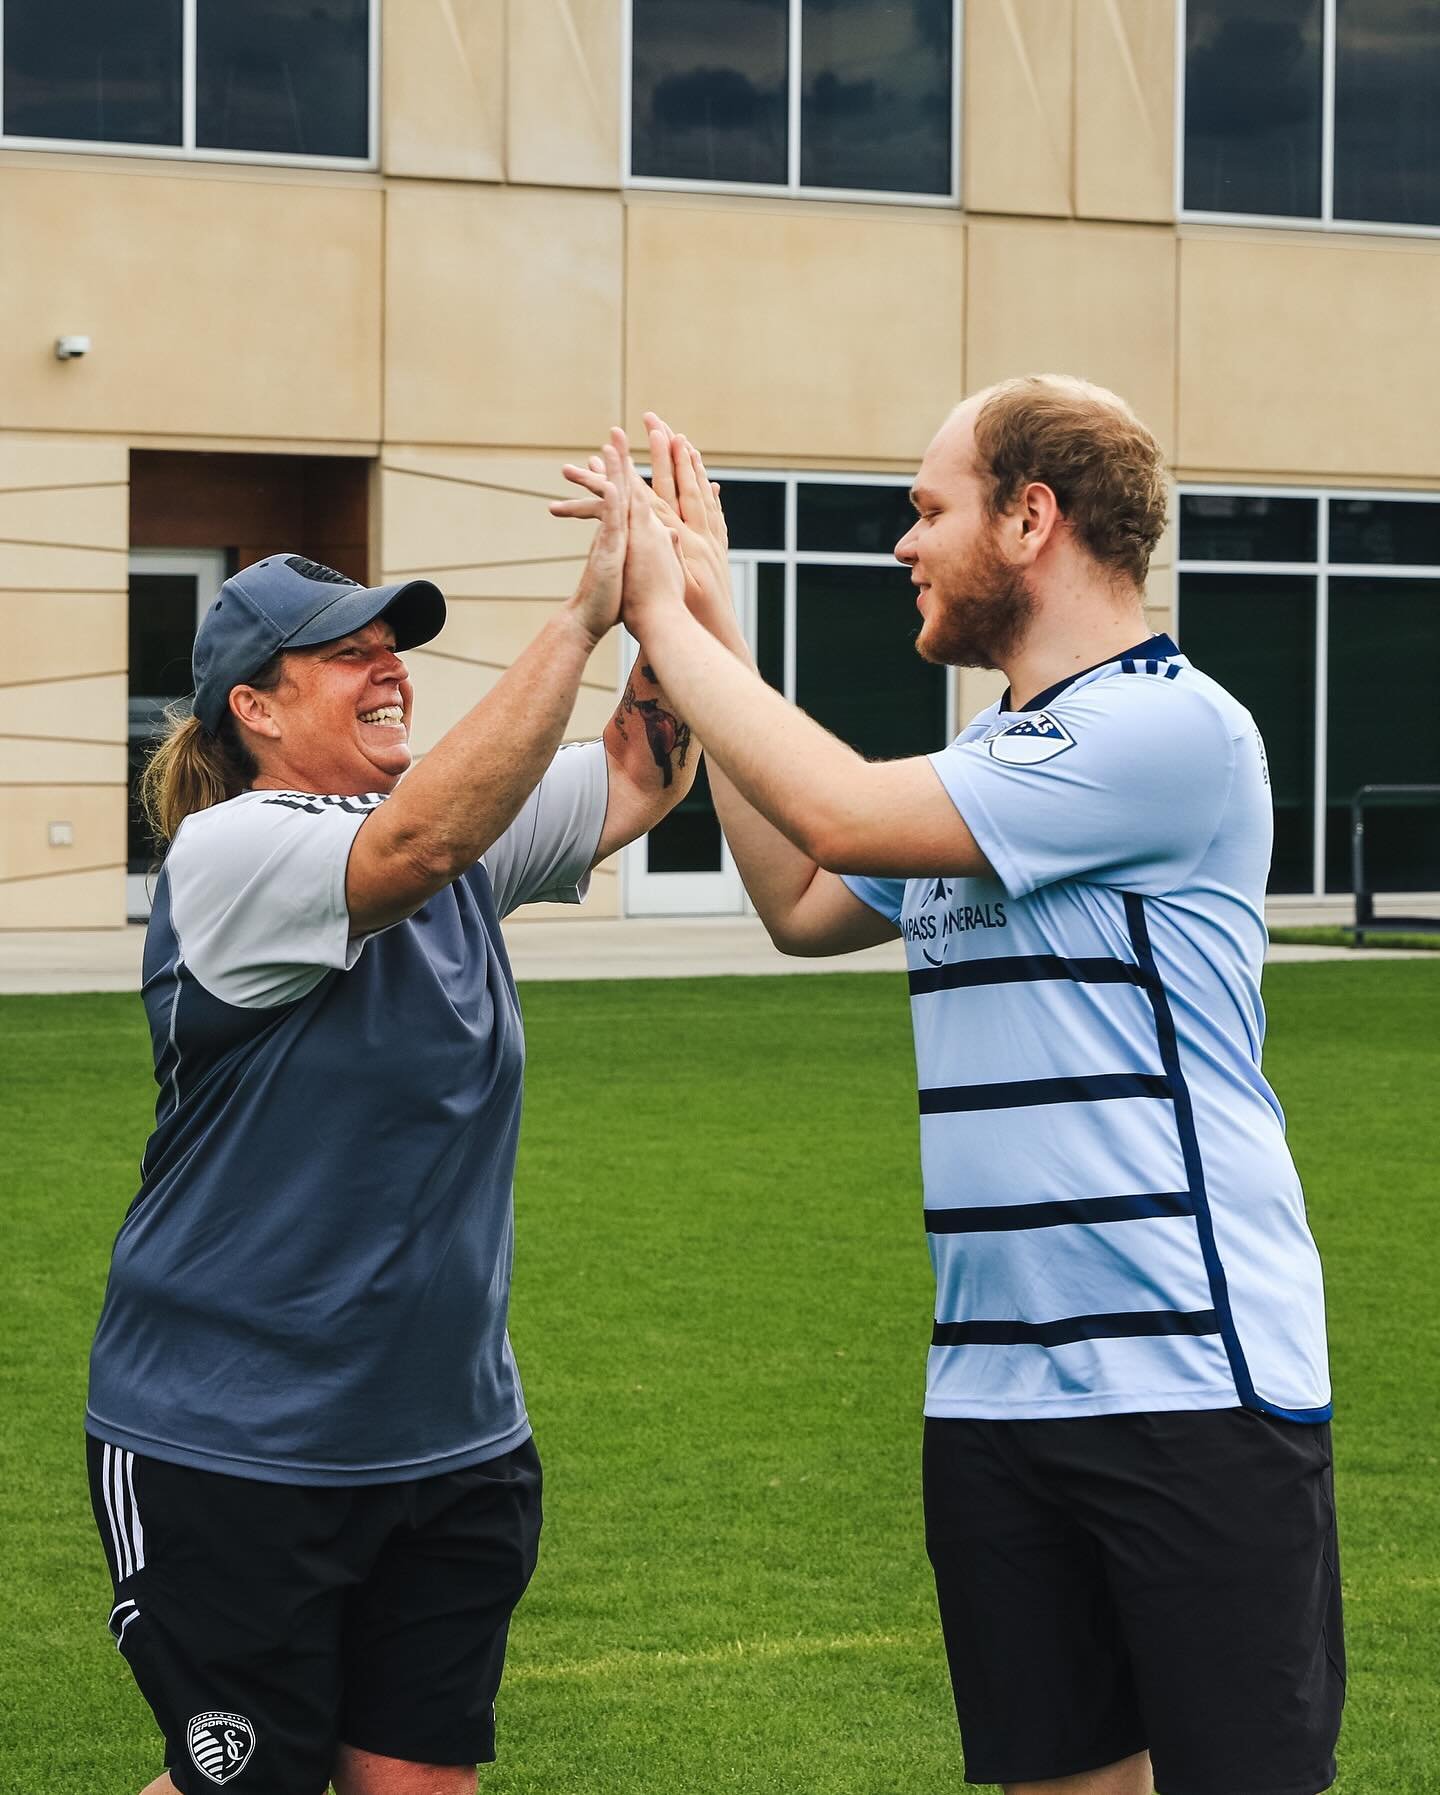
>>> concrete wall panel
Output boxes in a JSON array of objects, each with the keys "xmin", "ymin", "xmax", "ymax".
[
  {"xmin": 0, "ymin": 484, "xmax": 129, "ymax": 558},
  {"xmin": 385, "ymin": 186, "xmax": 623, "ymax": 448},
  {"xmin": 626, "ymin": 199, "xmax": 965, "ymax": 462},
  {"xmin": 1075, "ymin": 0, "xmax": 1175, "ymax": 222},
  {"xmin": 382, "ymin": 0, "xmax": 505, "ymax": 181},
  {"xmin": 0, "ymin": 865, "xmax": 126, "ymax": 930},
  {"xmin": 966, "ymin": 219, "xmax": 1177, "ymax": 457},
  {"xmin": 964, "ymin": 0, "xmax": 1073, "ymax": 218},
  {"xmin": 0, "ymin": 738, "xmax": 126, "ymax": 783},
  {"xmin": 0, "ymin": 786, "xmax": 125, "ymax": 881},
  {"xmin": 0, "ymin": 593, "xmax": 127, "ymax": 685},
  {"xmin": 1178, "ymin": 234, "xmax": 1440, "ymax": 481},
  {"xmin": 0, "ymin": 168, "xmax": 382, "ymax": 441},
  {"xmin": 508, "ymin": 0, "xmax": 621, "ymax": 189},
  {"xmin": 0, "ymin": 437, "xmax": 127, "ymax": 490},
  {"xmin": 2, "ymin": 675, "xmax": 127, "ymax": 742},
  {"xmin": 381, "ymin": 451, "xmax": 595, "ymax": 580}
]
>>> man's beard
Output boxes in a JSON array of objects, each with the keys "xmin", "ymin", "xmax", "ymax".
[{"xmin": 916, "ymin": 530, "xmax": 1036, "ymax": 669}]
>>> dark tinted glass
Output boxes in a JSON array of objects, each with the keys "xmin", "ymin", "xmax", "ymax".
[
  {"xmin": 1183, "ymin": 0, "xmax": 1322, "ymax": 217},
  {"xmin": 1178, "ymin": 573, "xmax": 1316, "ymax": 892},
  {"xmin": 795, "ymin": 565, "xmax": 946, "ymax": 760},
  {"xmin": 800, "ymin": 0, "xmax": 952, "ymax": 195},
  {"xmin": 1325, "ymin": 577, "xmax": 1440, "ymax": 890},
  {"xmin": 720, "ymin": 478, "xmax": 787, "ymax": 550},
  {"xmin": 755, "ymin": 562, "xmax": 786, "ymax": 689},
  {"xmin": 1179, "ymin": 493, "xmax": 1318, "ymax": 563},
  {"xmin": 631, "ymin": 0, "xmax": 788, "ymax": 184},
  {"xmin": 1334, "ymin": 0, "xmax": 1440, "ymax": 228},
  {"xmin": 129, "ymin": 740, "xmax": 163, "ymax": 874},
  {"xmin": 645, "ymin": 757, "xmax": 723, "ymax": 872},
  {"xmin": 797, "ymin": 482, "xmax": 914, "ymax": 554},
  {"xmin": 3, "ymin": 0, "xmax": 181, "ymax": 144},
  {"xmin": 129, "ymin": 574, "xmax": 200, "ymax": 700},
  {"xmin": 1329, "ymin": 498, "xmax": 1440, "ymax": 566},
  {"xmin": 197, "ymin": 0, "xmax": 369, "ymax": 158}
]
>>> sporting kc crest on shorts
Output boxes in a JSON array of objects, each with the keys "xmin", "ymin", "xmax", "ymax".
[
  {"xmin": 986, "ymin": 711, "xmax": 1075, "ymax": 765},
  {"xmin": 187, "ymin": 1712, "xmax": 256, "ymax": 1784}
]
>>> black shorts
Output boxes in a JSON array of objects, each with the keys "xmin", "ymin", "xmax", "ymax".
[
  {"xmin": 86, "ymin": 1433, "xmax": 542, "ymax": 1795},
  {"xmin": 923, "ymin": 1409, "xmax": 1345, "ymax": 1795}
]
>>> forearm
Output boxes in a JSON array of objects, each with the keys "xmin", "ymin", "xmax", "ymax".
[
  {"xmin": 594, "ymin": 654, "xmax": 699, "ymax": 857},
  {"xmin": 707, "ymin": 759, "xmax": 832, "ymax": 937},
  {"xmin": 373, "ymin": 612, "xmax": 598, "ymax": 878},
  {"xmin": 632, "ymin": 605, "xmax": 863, "ymax": 866}
]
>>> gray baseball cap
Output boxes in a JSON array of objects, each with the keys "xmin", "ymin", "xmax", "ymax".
[{"xmin": 192, "ymin": 554, "xmax": 446, "ymax": 733}]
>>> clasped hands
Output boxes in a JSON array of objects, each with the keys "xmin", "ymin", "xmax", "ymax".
[{"xmin": 550, "ymin": 413, "xmax": 736, "ymax": 649}]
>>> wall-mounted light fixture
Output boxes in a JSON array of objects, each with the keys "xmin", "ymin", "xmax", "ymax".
[{"xmin": 54, "ymin": 335, "xmax": 91, "ymax": 360}]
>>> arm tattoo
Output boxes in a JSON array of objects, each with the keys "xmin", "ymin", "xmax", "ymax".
[{"xmin": 619, "ymin": 676, "xmax": 692, "ymax": 789}]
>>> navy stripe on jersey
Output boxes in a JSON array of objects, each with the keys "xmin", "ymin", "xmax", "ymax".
[
  {"xmin": 932, "ymin": 1309, "xmax": 1221, "ymax": 1348},
  {"xmin": 1123, "ymin": 891, "xmax": 1251, "ymax": 1398},
  {"xmin": 919, "ymin": 1071, "xmax": 1171, "ymax": 1114},
  {"xmin": 925, "ymin": 1190, "xmax": 1193, "ymax": 1233},
  {"xmin": 908, "ymin": 954, "xmax": 1149, "ymax": 998}
]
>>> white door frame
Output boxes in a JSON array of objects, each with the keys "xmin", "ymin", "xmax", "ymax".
[
  {"xmin": 621, "ymin": 559, "xmax": 757, "ymax": 916},
  {"xmin": 127, "ymin": 548, "xmax": 228, "ymax": 920}
]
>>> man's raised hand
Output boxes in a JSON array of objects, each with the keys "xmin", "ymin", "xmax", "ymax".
[{"xmin": 551, "ymin": 413, "xmax": 736, "ymax": 641}]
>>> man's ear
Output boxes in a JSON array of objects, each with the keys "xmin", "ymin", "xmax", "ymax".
[
  {"xmin": 1016, "ymin": 482, "xmax": 1061, "ymax": 558},
  {"xmin": 229, "ymin": 684, "xmax": 283, "ymax": 740}
]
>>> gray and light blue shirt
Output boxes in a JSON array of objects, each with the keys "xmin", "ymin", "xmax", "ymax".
[
  {"xmin": 846, "ymin": 636, "xmax": 1332, "ymax": 1424},
  {"xmin": 87, "ymin": 742, "xmax": 608, "ymax": 1485}
]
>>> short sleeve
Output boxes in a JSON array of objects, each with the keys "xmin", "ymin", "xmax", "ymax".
[
  {"xmin": 929, "ymin": 679, "xmax": 1237, "ymax": 900},
  {"xmin": 481, "ymin": 739, "xmax": 609, "ymax": 917},
  {"xmin": 841, "ymin": 874, "xmax": 907, "ymax": 926},
  {"xmin": 166, "ymin": 792, "xmax": 382, "ymax": 1008}
]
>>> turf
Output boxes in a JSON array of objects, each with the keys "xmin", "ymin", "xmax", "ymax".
[{"xmin": 1, "ymin": 965, "xmax": 1437, "ymax": 1794}]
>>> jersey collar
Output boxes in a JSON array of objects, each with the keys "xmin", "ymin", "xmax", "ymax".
[{"xmin": 1002, "ymin": 633, "xmax": 1181, "ymax": 714}]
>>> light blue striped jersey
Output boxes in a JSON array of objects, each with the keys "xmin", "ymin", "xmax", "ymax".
[{"xmin": 845, "ymin": 635, "xmax": 1331, "ymax": 1423}]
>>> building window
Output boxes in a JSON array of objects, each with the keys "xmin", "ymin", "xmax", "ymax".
[
  {"xmin": 626, "ymin": 0, "xmax": 958, "ymax": 203},
  {"xmin": 1176, "ymin": 489, "xmax": 1440, "ymax": 897},
  {"xmin": 627, "ymin": 472, "xmax": 953, "ymax": 913},
  {"xmin": 1, "ymin": 0, "xmax": 374, "ymax": 165},
  {"xmin": 1181, "ymin": 0, "xmax": 1440, "ymax": 232}
]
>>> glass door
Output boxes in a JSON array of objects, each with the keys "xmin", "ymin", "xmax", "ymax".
[
  {"xmin": 622, "ymin": 558, "xmax": 757, "ymax": 915},
  {"xmin": 128, "ymin": 549, "xmax": 228, "ymax": 919}
]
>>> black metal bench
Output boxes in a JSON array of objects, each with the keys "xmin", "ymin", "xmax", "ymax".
[{"xmin": 1349, "ymin": 785, "xmax": 1440, "ymax": 946}]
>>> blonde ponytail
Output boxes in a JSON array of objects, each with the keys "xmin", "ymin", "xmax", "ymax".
[{"xmin": 138, "ymin": 655, "xmax": 285, "ymax": 847}]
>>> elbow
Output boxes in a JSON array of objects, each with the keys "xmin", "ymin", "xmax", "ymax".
[{"xmin": 798, "ymin": 814, "xmax": 869, "ymax": 877}]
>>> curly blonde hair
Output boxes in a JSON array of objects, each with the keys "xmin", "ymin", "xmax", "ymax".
[{"xmin": 971, "ymin": 374, "xmax": 1168, "ymax": 587}]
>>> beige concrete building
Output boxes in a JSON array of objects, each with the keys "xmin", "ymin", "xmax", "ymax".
[{"xmin": 3, "ymin": 0, "xmax": 1437, "ymax": 928}]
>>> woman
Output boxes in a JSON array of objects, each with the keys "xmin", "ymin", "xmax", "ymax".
[{"xmin": 86, "ymin": 441, "xmax": 692, "ymax": 1795}]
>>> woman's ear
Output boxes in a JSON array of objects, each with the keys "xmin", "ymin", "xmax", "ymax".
[{"xmin": 229, "ymin": 685, "xmax": 283, "ymax": 741}]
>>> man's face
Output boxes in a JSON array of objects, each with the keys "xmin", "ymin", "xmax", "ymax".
[
  {"xmin": 894, "ymin": 402, "xmax": 1036, "ymax": 670},
  {"xmin": 241, "ymin": 619, "xmax": 415, "ymax": 795}
]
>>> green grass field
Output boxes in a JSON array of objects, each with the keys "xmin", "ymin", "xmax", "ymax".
[{"xmin": 2, "ymin": 965, "xmax": 1437, "ymax": 1794}]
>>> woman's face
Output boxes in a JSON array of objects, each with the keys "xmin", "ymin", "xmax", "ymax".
[{"xmin": 241, "ymin": 619, "xmax": 415, "ymax": 796}]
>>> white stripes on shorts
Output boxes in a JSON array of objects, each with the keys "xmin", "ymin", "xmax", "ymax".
[{"xmin": 99, "ymin": 1443, "xmax": 147, "ymax": 1582}]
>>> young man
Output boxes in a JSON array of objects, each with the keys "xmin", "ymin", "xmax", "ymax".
[{"xmin": 578, "ymin": 382, "xmax": 1343, "ymax": 1795}]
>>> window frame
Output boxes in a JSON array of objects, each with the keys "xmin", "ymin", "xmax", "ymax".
[
  {"xmin": 622, "ymin": 466, "xmax": 959, "ymax": 916},
  {"xmin": 1176, "ymin": 482, "xmax": 1440, "ymax": 897},
  {"xmin": 0, "ymin": 0, "xmax": 379, "ymax": 170},
  {"xmin": 709, "ymin": 468, "xmax": 958, "ymax": 741},
  {"xmin": 1176, "ymin": 0, "xmax": 1440, "ymax": 240},
  {"xmin": 622, "ymin": 0, "xmax": 963, "ymax": 208}
]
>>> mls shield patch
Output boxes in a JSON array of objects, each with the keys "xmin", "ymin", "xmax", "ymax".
[
  {"xmin": 187, "ymin": 1712, "xmax": 256, "ymax": 1785},
  {"xmin": 987, "ymin": 711, "xmax": 1075, "ymax": 765}
]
